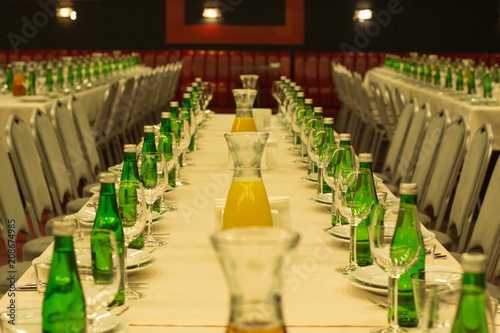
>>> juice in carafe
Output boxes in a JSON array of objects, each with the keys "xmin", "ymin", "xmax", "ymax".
[
  {"xmin": 231, "ymin": 117, "xmax": 257, "ymax": 132},
  {"xmin": 222, "ymin": 177, "xmax": 272, "ymax": 229}
]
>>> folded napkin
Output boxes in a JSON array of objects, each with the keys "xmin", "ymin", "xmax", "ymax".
[{"xmin": 213, "ymin": 196, "xmax": 291, "ymax": 231}]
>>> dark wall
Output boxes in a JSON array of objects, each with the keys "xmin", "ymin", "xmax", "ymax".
[{"xmin": 1, "ymin": 0, "xmax": 499, "ymax": 53}]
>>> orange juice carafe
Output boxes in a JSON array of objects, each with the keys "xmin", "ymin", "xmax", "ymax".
[
  {"xmin": 222, "ymin": 132, "xmax": 273, "ymax": 229},
  {"xmin": 231, "ymin": 89, "xmax": 258, "ymax": 132}
]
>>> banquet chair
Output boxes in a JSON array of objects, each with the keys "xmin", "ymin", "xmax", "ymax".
[
  {"xmin": 331, "ymin": 63, "xmax": 351, "ymax": 134},
  {"xmin": 51, "ymin": 100, "xmax": 95, "ymax": 195},
  {"xmin": 31, "ymin": 109, "xmax": 89, "ymax": 214},
  {"xmin": 370, "ymin": 82, "xmax": 396, "ymax": 142},
  {"xmin": 93, "ymin": 81, "xmax": 119, "ymax": 166},
  {"xmin": 418, "ymin": 116, "xmax": 470, "ymax": 231},
  {"xmin": 0, "ymin": 140, "xmax": 35, "ymax": 296},
  {"xmin": 394, "ymin": 87, "xmax": 406, "ymax": 117},
  {"xmin": 410, "ymin": 110, "xmax": 450, "ymax": 202},
  {"xmin": 430, "ymin": 123, "xmax": 493, "ymax": 251},
  {"xmin": 391, "ymin": 103, "xmax": 430, "ymax": 186},
  {"xmin": 376, "ymin": 101, "xmax": 416, "ymax": 183},
  {"xmin": 68, "ymin": 96, "xmax": 103, "ymax": 180},
  {"xmin": 383, "ymin": 84, "xmax": 399, "ymax": 124}
]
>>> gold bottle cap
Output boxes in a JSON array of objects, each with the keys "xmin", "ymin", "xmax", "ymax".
[
  {"xmin": 124, "ymin": 144, "xmax": 137, "ymax": 153},
  {"xmin": 462, "ymin": 253, "xmax": 487, "ymax": 274},
  {"xmin": 359, "ymin": 153, "xmax": 373, "ymax": 163},
  {"xmin": 400, "ymin": 183, "xmax": 418, "ymax": 195}
]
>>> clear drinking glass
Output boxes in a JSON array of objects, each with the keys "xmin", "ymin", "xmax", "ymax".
[
  {"xmin": 369, "ymin": 202, "xmax": 423, "ymax": 333},
  {"xmin": 240, "ymin": 74, "xmax": 259, "ymax": 89},
  {"xmin": 334, "ymin": 167, "xmax": 375, "ymax": 274},
  {"xmin": 118, "ymin": 180, "xmax": 147, "ymax": 299},
  {"xmin": 210, "ymin": 227, "xmax": 300, "ymax": 332}
]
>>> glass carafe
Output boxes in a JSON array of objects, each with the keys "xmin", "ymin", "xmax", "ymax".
[
  {"xmin": 231, "ymin": 89, "xmax": 258, "ymax": 132},
  {"xmin": 240, "ymin": 74, "xmax": 259, "ymax": 89},
  {"xmin": 223, "ymin": 132, "xmax": 272, "ymax": 229},
  {"xmin": 211, "ymin": 227, "xmax": 300, "ymax": 333}
]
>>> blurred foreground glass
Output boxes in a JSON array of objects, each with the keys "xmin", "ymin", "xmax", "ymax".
[
  {"xmin": 411, "ymin": 270, "xmax": 462, "ymax": 332},
  {"xmin": 1, "ymin": 308, "xmax": 41, "ymax": 333},
  {"xmin": 240, "ymin": 74, "xmax": 259, "ymax": 89},
  {"xmin": 211, "ymin": 227, "xmax": 300, "ymax": 333}
]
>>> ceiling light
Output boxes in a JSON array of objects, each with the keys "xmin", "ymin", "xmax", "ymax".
[
  {"xmin": 353, "ymin": 9, "xmax": 373, "ymax": 22},
  {"xmin": 203, "ymin": 8, "xmax": 220, "ymax": 19}
]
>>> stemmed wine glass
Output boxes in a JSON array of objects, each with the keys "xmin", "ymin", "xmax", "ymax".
[
  {"xmin": 74, "ymin": 229, "xmax": 121, "ymax": 333},
  {"xmin": 138, "ymin": 151, "xmax": 169, "ymax": 248},
  {"xmin": 305, "ymin": 128, "xmax": 325, "ymax": 185},
  {"xmin": 334, "ymin": 167, "xmax": 375, "ymax": 275},
  {"xmin": 368, "ymin": 202, "xmax": 422, "ymax": 333},
  {"xmin": 118, "ymin": 180, "xmax": 147, "ymax": 299},
  {"xmin": 158, "ymin": 132, "xmax": 179, "ymax": 212},
  {"xmin": 177, "ymin": 118, "xmax": 194, "ymax": 170}
]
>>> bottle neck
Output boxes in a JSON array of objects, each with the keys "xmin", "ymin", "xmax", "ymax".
[
  {"xmin": 143, "ymin": 132, "xmax": 157, "ymax": 152},
  {"xmin": 400, "ymin": 193, "xmax": 417, "ymax": 205},
  {"xmin": 462, "ymin": 272, "xmax": 486, "ymax": 289},
  {"xmin": 121, "ymin": 152, "xmax": 140, "ymax": 181},
  {"xmin": 97, "ymin": 182, "xmax": 120, "ymax": 216},
  {"xmin": 160, "ymin": 118, "xmax": 172, "ymax": 134},
  {"xmin": 340, "ymin": 140, "xmax": 351, "ymax": 147},
  {"xmin": 53, "ymin": 235, "xmax": 75, "ymax": 254},
  {"xmin": 170, "ymin": 106, "xmax": 179, "ymax": 118}
]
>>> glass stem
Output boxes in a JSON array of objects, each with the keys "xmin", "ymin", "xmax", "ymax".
[
  {"xmin": 317, "ymin": 165, "xmax": 324, "ymax": 194},
  {"xmin": 388, "ymin": 276, "xmax": 399, "ymax": 331},
  {"xmin": 123, "ymin": 244, "xmax": 129, "ymax": 290},
  {"xmin": 146, "ymin": 203, "xmax": 154, "ymax": 239},
  {"xmin": 349, "ymin": 223, "xmax": 357, "ymax": 269}
]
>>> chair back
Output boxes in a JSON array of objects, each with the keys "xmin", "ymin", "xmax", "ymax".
[
  {"xmin": 51, "ymin": 100, "xmax": 93, "ymax": 191},
  {"xmin": 411, "ymin": 109, "xmax": 450, "ymax": 201},
  {"xmin": 383, "ymin": 84, "xmax": 398, "ymax": 124},
  {"xmin": 447, "ymin": 123, "xmax": 493, "ymax": 252},
  {"xmin": 394, "ymin": 87, "xmax": 406, "ymax": 116},
  {"xmin": 0, "ymin": 138, "xmax": 32, "ymax": 259},
  {"xmin": 6, "ymin": 115, "xmax": 53, "ymax": 237},
  {"xmin": 380, "ymin": 101, "xmax": 415, "ymax": 180},
  {"xmin": 419, "ymin": 116, "xmax": 470, "ymax": 230},
  {"xmin": 466, "ymin": 156, "xmax": 500, "ymax": 282},
  {"xmin": 370, "ymin": 82, "xmax": 394, "ymax": 142},
  {"xmin": 394, "ymin": 103, "xmax": 430, "ymax": 184},
  {"xmin": 31, "ymin": 109, "xmax": 76, "ymax": 210},
  {"xmin": 69, "ymin": 96, "xmax": 103, "ymax": 179},
  {"xmin": 93, "ymin": 81, "xmax": 119, "ymax": 140}
]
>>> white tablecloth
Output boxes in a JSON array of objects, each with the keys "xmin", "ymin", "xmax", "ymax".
[
  {"xmin": 1, "ymin": 114, "xmax": 487, "ymax": 332},
  {"xmin": 365, "ymin": 67, "xmax": 500, "ymax": 150}
]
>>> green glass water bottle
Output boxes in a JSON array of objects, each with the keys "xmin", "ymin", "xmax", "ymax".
[
  {"xmin": 332, "ymin": 133, "xmax": 353, "ymax": 226},
  {"xmin": 456, "ymin": 67, "xmax": 464, "ymax": 91},
  {"xmin": 493, "ymin": 64, "xmax": 499, "ymax": 83},
  {"xmin": 142, "ymin": 126, "xmax": 161, "ymax": 211},
  {"xmin": 319, "ymin": 117, "xmax": 335, "ymax": 194},
  {"xmin": 182, "ymin": 92, "xmax": 195, "ymax": 152},
  {"xmin": 419, "ymin": 62, "xmax": 425, "ymax": 81},
  {"xmin": 93, "ymin": 62, "xmax": 100, "ymax": 81},
  {"xmin": 483, "ymin": 69, "xmax": 492, "ymax": 98},
  {"xmin": 76, "ymin": 62, "xmax": 83, "ymax": 85},
  {"xmin": 120, "ymin": 144, "xmax": 144, "ymax": 250},
  {"xmin": 92, "ymin": 172, "xmax": 125, "ymax": 306},
  {"xmin": 396, "ymin": 183, "xmax": 425, "ymax": 328},
  {"xmin": 468, "ymin": 70, "xmax": 476, "ymax": 94},
  {"xmin": 158, "ymin": 112, "xmax": 176, "ymax": 188},
  {"xmin": 27, "ymin": 66, "xmax": 36, "ymax": 96},
  {"xmin": 67, "ymin": 64, "xmax": 74, "ymax": 87},
  {"xmin": 412, "ymin": 61, "xmax": 418, "ymax": 78},
  {"xmin": 191, "ymin": 82, "xmax": 200, "ymax": 110},
  {"xmin": 308, "ymin": 106, "xmax": 323, "ymax": 175},
  {"xmin": 296, "ymin": 91, "xmax": 305, "ymax": 149},
  {"xmin": 42, "ymin": 220, "xmax": 86, "ymax": 333},
  {"xmin": 170, "ymin": 101, "xmax": 182, "ymax": 167},
  {"xmin": 56, "ymin": 64, "xmax": 64, "ymax": 91},
  {"xmin": 451, "ymin": 253, "xmax": 493, "ymax": 333},
  {"xmin": 6, "ymin": 64, "xmax": 13, "ymax": 91},
  {"xmin": 85, "ymin": 62, "xmax": 91, "ymax": 82},
  {"xmin": 434, "ymin": 66, "xmax": 441, "ymax": 86},
  {"xmin": 356, "ymin": 153, "xmax": 378, "ymax": 267},
  {"xmin": 46, "ymin": 65, "xmax": 53, "ymax": 93},
  {"xmin": 445, "ymin": 66, "xmax": 453, "ymax": 88}
]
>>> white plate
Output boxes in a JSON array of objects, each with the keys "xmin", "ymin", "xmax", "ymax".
[
  {"xmin": 108, "ymin": 163, "xmax": 123, "ymax": 174},
  {"xmin": 347, "ymin": 273, "xmax": 388, "ymax": 295},
  {"xmin": 325, "ymin": 226, "xmax": 350, "ymax": 244},
  {"xmin": 353, "ymin": 265, "xmax": 462, "ymax": 288},
  {"xmin": 330, "ymin": 224, "xmax": 350, "ymax": 238},
  {"xmin": 73, "ymin": 210, "xmax": 96, "ymax": 223},
  {"xmin": 126, "ymin": 249, "xmax": 152, "ymax": 268},
  {"xmin": 19, "ymin": 96, "xmax": 48, "ymax": 103},
  {"xmin": 94, "ymin": 310, "xmax": 119, "ymax": 333},
  {"xmin": 306, "ymin": 173, "xmax": 318, "ymax": 182},
  {"xmin": 127, "ymin": 257, "xmax": 157, "ymax": 273},
  {"xmin": 107, "ymin": 315, "xmax": 129, "ymax": 333}
]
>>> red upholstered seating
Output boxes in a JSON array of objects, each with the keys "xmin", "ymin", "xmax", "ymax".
[
  {"xmin": 168, "ymin": 49, "xmax": 181, "ymax": 63},
  {"xmin": 355, "ymin": 52, "xmax": 367, "ymax": 77},
  {"xmin": 267, "ymin": 51, "xmax": 280, "ymax": 107},
  {"xmin": 331, "ymin": 53, "xmax": 343, "ymax": 108},
  {"xmin": 56, "ymin": 50, "xmax": 69, "ymax": 59},
  {"xmin": 304, "ymin": 52, "xmax": 319, "ymax": 103},
  {"xmin": 8, "ymin": 51, "xmax": 20, "ymax": 63},
  {"xmin": 156, "ymin": 50, "xmax": 169, "ymax": 66},
  {"xmin": 229, "ymin": 51, "xmax": 242, "ymax": 107},
  {"xmin": 254, "ymin": 51, "xmax": 267, "ymax": 106},
  {"xmin": 279, "ymin": 51, "xmax": 291, "ymax": 78},
  {"xmin": 192, "ymin": 50, "xmax": 206, "ymax": 80},
  {"xmin": 0, "ymin": 50, "xmax": 7, "ymax": 65},
  {"xmin": 179, "ymin": 50, "xmax": 194, "ymax": 100},
  {"xmin": 19, "ymin": 50, "xmax": 33, "ymax": 63},
  {"xmin": 343, "ymin": 52, "xmax": 355, "ymax": 72},
  {"xmin": 44, "ymin": 50, "xmax": 57, "ymax": 61},
  {"xmin": 142, "ymin": 50, "xmax": 156, "ymax": 68},
  {"xmin": 205, "ymin": 50, "xmax": 218, "ymax": 105},
  {"xmin": 318, "ymin": 52, "xmax": 333, "ymax": 107},
  {"xmin": 217, "ymin": 51, "xmax": 229, "ymax": 107},
  {"xmin": 242, "ymin": 51, "xmax": 254, "ymax": 73},
  {"xmin": 489, "ymin": 54, "xmax": 500, "ymax": 66},
  {"xmin": 367, "ymin": 52, "xmax": 380, "ymax": 69},
  {"xmin": 70, "ymin": 50, "xmax": 81, "ymax": 58},
  {"xmin": 476, "ymin": 53, "xmax": 490, "ymax": 66},
  {"xmin": 294, "ymin": 52, "xmax": 305, "ymax": 86}
]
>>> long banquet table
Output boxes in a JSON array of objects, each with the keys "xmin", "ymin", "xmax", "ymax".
[
  {"xmin": 365, "ymin": 67, "xmax": 500, "ymax": 151},
  {"xmin": 2, "ymin": 113, "xmax": 496, "ymax": 332}
]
